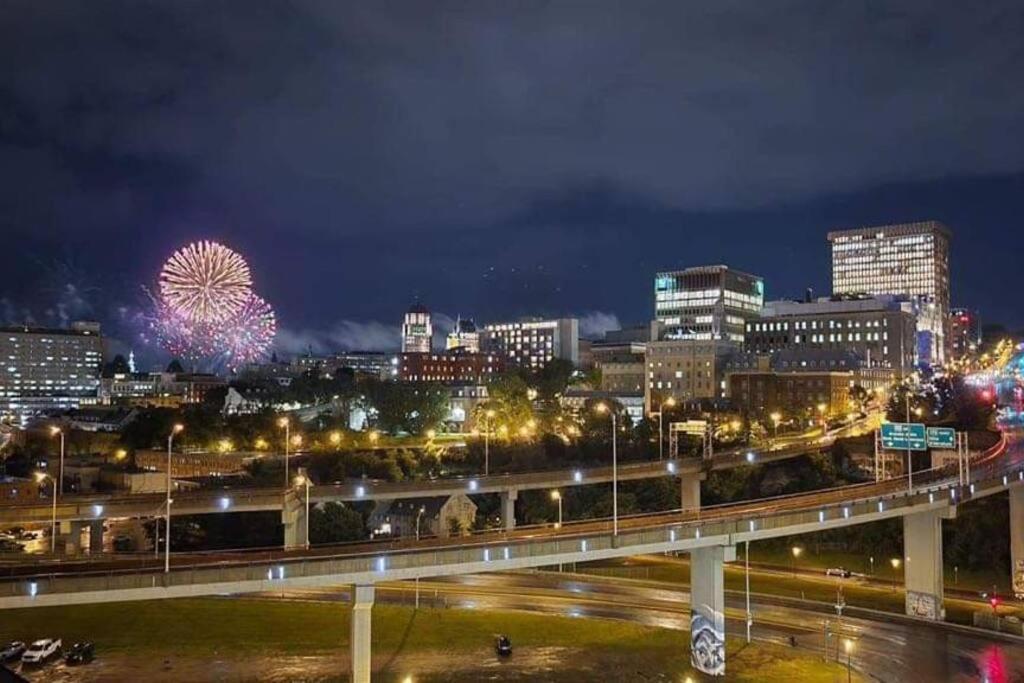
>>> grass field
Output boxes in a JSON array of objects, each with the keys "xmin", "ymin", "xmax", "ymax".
[{"xmin": 0, "ymin": 597, "xmax": 862, "ymax": 681}]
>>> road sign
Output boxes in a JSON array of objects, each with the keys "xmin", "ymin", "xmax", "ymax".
[
  {"xmin": 676, "ymin": 420, "xmax": 708, "ymax": 436},
  {"xmin": 880, "ymin": 422, "xmax": 927, "ymax": 451},
  {"xmin": 926, "ymin": 427, "xmax": 956, "ymax": 449}
]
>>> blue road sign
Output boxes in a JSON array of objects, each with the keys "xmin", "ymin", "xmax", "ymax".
[
  {"xmin": 926, "ymin": 427, "xmax": 956, "ymax": 449},
  {"xmin": 881, "ymin": 422, "xmax": 927, "ymax": 451}
]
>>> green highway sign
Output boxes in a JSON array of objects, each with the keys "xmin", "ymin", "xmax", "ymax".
[
  {"xmin": 881, "ymin": 422, "xmax": 927, "ymax": 451},
  {"xmin": 926, "ymin": 427, "xmax": 957, "ymax": 449}
]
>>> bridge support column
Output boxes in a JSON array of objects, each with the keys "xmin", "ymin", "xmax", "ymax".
[
  {"xmin": 689, "ymin": 545, "xmax": 734, "ymax": 676},
  {"xmin": 1011, "ymin": 485, "xmax": 1024, "ymax": 598},
  {"xmin": 282, "ymin": 491, "xmax": 308, "ymax": 550},
  {"xmin": 680, "ymin": 474, "xmax": 701, "ymax": 513},
  {"xmin": 350, "ymin": 584, "xmax": 374, "ymax": 683},
  {"xmin": 58, "ymin": 520, "xmax": 85, "ymax": 555},
  {"xmin": 88, "ymin": 519, "xmax": 104, "ymax": 554},
  {"xmin": 903, "ymin": 509, "xmax": 948, "ymax": 620},
  {"xmin": 500, "ymin": 489, "xmax": 518, "ymax": 531}
]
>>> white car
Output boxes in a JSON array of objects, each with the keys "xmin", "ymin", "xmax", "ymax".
[{"xmin": 21, "ymin": 638, "xmax": 61, "ymax": 664}]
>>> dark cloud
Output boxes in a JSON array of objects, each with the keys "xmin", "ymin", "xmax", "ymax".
[{"xmin": 1, "ymin": 2, "xmax": 1023, "ymax": 342}]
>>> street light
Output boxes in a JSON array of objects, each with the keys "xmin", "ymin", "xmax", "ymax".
[
  {"xmin": 36, "ymin": 472, "xmax": 58, "ymax": 553},
  {"xmin": 329, "ymin": 430, "xmax": 342, "ymax": 447},
  {"xmin": 550, "ymin": 490, "xmax": 563, "ymax": 529},
  {"xmin": 843, "ymin": 639, "xmax": 853, "ymax": 683},
  {"xmin": 415, "ymin": 505, "xmax": 426, "ymax": 541},
  {"xmin": 277, "ymin": 417, "xmax": 290, "ymax": 488},
  {"xmin": 165, "ymin": 423, "xmax": 184, "ymax": 574},
  {"xmin": 595, "ymin": 402, "xmax": 618, "ymax": 536},
  {"xmin": 654, "ymin": 396, "xmax": 676, "ymax": 461},
  {"xmin": 791, "ymin": 545, "xmax": 802, "ymax": 578},
  {"xmin": 770, "ymin": 412, "xmax": 782, "ymax": 440},
  {"xmin": 294, "ymin": 473, "xmax": 311, "ymax": 550},
  {"xmin": 49, "ymin": 426, "xmax": 65, "ymax": 550},
  {"xmin": 890, "ymin": 557, "xmax": 901, "ymax": 591},
  {"xmin": 482, "ymin": 409, "xmax": 495, "ymax": 476}
]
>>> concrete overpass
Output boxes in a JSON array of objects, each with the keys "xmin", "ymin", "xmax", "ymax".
[
  {"xmin": 0, "ymin": 431, "xmax": 847, "ymax": 551},
  {"xmin": 0, "ymin": 428, "xmax": 1017, "ymax": 680}
]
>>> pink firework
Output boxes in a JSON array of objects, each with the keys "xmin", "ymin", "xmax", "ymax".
[
  {"xmin": 159, "ymin": 240, "xmax": 252, "ymax": 324},
  {"xmin": 215, "ymin": 293, "xmax": 277, "ymax": 366}
]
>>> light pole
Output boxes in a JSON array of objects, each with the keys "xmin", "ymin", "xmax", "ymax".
[
  {"xmin": 770, "ymin": 412, "xmax": 781, "ymax": 441},
  {"xmin": 278, "ymin": 417, "xmax": 290, "ymax": 488},
  {"xmin": 165, "ymin": 423, "xmax": 183, "ymax": 574},
  {"xmin": 415, "ymin": 505, "xmax": 425, "ymax": 541},
  {"xmin": 483, "ymin": 409, "xmax": 495, "ymax": 476},
  {"xmin": 843, "ymin": 638, "xmax": 853, "ymax": 683},
  {"xmin": 595, "ymin": 403, "xmax": 618, "ymax": 536},
  {"xmin": 49, "ymin": 426, "xmax": 64, "ymax": 551},
  {"xmin": 550, "ymin": 490, "xmax": 563, "ymax": 529},
  {"xmin": 890, "ymin": 557, "xmax": 901, "ymax": 592},
  {"xmin": 745, "ymin": 540, "xmax": 752, "ymax": 643},
  {"xmin": 905, "ymin": 392, "xmax": 913, "ymax": 494},
  {"xmin": 817, "ymin": 403, "xmax": 827, "ymax": 432},
  {"xmin": 869, "ymin": 555, "xmax": 874, "ymax": 577},
  {"xmin": 37, "ymin": 472, "xmax": 57, "ymax": 553},
  {"xmin": 295, "ymin": 473, "xmax": 311, "ymax": 550},
  {"xmin": 791, "ymin": 545, "xmax": 802, "ymax": 578},
  {"xmin": 655, "ymin": 396, "xmax": 676, "ymax": 461}
]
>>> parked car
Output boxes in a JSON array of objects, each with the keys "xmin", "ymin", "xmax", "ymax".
[
  {"xmin": 21, "ymin": 638, "xmax": 61, "ymax": 664},
  {"xmin": 18, "ymin": 530, "xmax": 39, "ymax": 541},
  {"xmin": 495, "ymin": 635, "xmax": 512, "ymax": 657},
  {"xmin": 825, "ymin": 567, "xmax": 852, "ymax": 578},
  {"xmin": 64, "ymin": 642, "xmax": 95, "ymax": 665},
  {"xmin": 0, "ymin": 641, "xmax": 26, "ymax": 663},
  {"xmin": 0, "ymin": 539, "xmax": 23, "ymax": 553}
]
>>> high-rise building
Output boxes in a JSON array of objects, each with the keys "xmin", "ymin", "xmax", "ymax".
[
  {"xmin": 481, "ymin": 318, "xmax": 579, "ymax": 369},
  {"xmin": 828, "ymin": 221, "xmax": 951, "ymax": 364},
  {"xmin": 653, "ymin": 265, "xmax": 764, "ymax": 343},
  {"xmin": 0, "ymin": 321, "xmax": 104, "ymax": 421},
  {"xmin": 744, "ymin": 295, "xmax": 917, "ymax": 376},
  {"xmin": 446, "ymin": 317, "xmax": 480, "ymax": 353},
  {"xmin": 949, "ymin": 308, "xmax": 981, "ymax": 359},
  {"xmin": 401, "ymin": 303, "xmax": 432, "ymax": 354}
]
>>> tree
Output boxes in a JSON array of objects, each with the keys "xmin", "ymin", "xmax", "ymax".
[
  {"xmin": 310, "ymin": 502, "xmax": 366, "ymax": 543},
  {"xmin": 364, "ymin": 381, "xmax": 449, "ymax": 434},
  {"xmin": 481, "ymin": 372, "xmax": 533, "ymax": 427},
  {"xmin": 166, "ymin": 359, "xmax": 185, "ymax": 374},
  {"xmin": 102, "ymin": 354, "xmax": 130, "ymax": 378}
]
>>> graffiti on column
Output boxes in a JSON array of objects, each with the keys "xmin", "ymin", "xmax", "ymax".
[
  {"xmin": 690, "ymin": 613, "xmax": 725, "ymax": 676},
  {"xmin": 906, "ymin": 590, "xmax": 938, "ymax": 619},
  {"xmin": 1013, "ymin": 560, "xmax": 1024, "ymax": 599}
]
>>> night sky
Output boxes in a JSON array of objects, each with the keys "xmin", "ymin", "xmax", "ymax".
[{"xmin": 1, "ymin": 2, "xmax": 1023, "ymax": 364}]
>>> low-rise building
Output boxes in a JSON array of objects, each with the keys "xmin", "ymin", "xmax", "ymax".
[
  {"xmin": 644, "ymin": 339, "xmax": 740, "ymax": 413},
  {"xmin": 949, "ymin": 308, "xmax": 982, "ymax": 359},
  {"xmin": 0, "ymin": 475, "xmax": 42, "ymax": 504},
  {"xmin": 369, "ymin": 494, "xmax": 477, "ymax": 539},
  {"xmin": 560, "ymin": 389, "xmax": 645, "ymax": 425},
  {"xmin": 398, "ymin": 350, "xmax": 504, "ymax": 384},
  {"xmin": 591, "ymin": 341, "xmax": 646, "ymax": 394},
  {"xmin": 482, "ymin": 318, "xmax": 579, "ymax": 369}
]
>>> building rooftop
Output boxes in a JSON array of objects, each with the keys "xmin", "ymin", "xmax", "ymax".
[{"xmin": 826, "ymin": 220, "xmax": 951, "ymax": 241}]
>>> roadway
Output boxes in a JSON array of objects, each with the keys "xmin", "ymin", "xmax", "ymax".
[
  {"xmin": 0, "ymin": 420, "xmax": 1013, "ymax": 607},
  {"xmin": 246, "ymin": 571, "xmax": 1024, "ymax": 682},
  {"xmin": 0, "ymin": 419, "xmax": 863, "ymax": 527}
]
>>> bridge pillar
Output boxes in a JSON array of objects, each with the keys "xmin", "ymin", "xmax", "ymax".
[
  {"xmin": 689, "ymin": 545, "xmax": 734, "ymax": 676},
  {"xmin": 903, "ymin": 509, "xmax": 947, "ymax": 620},
  {"xmin": 350, "ymin": 584, "xmax": 374, "ymax": 683},
  {"xmin": 281, "ymin": 491, "xmax": 308, "ymax": 550},
  {"xmin": 1010, "ymin": 485, "xmax": 1024, "ymax": 598},
  {"xmin": 680, "ymin": 474, "xmax": 701, "ymax": 513},
  {"xmin": 57, "ymin": 520, "xmax": 85, "ymax": 555},
  {"xmin": 500, "ymin": 489, "xmax": 518, "ymax": 531},
  {"xmin": 88, "ymin": 519, "xmax": 105, "ymax": 554}
]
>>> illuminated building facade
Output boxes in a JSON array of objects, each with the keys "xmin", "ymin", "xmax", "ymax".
[
  {"xmin": 401, "ymin": 303, "xmax": 433, "ymax": 354},
  {"xmin": 398, "ymin": 350, "xmax": 504, "ymax": 384},
  {"xmin": 828, "ymin": 221, "xmax": 951, "ymax": 364},
  {"xmin": 949, "ymin": 308, "xmax": 981, "ymax": 359},
  {"xmin": 481, "ymin": 318, "xmax": 579, "ymax": 369},
  {"xmin": 653, "ymin": 265, "xmax": 763, "ymax": 343},
  {"xmin": 0, "ymin": 321, "xmax": 104, "ymax": 420},
  {"xmin": 744, "ymin": 295, "xmax": 917, "ymax": 376},
  {"xmin": 446, "ymin": 317, "xmax": 480, "ymax": 353}
]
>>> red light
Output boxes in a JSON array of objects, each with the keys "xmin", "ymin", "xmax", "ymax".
[{"xmin": 982, "ymin": 390, "xmax": 992, "ymax": 401}]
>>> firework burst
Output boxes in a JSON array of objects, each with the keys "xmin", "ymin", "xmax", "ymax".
[
  {"xmin": 159, "ymin": 240, "xmax": 252, "ymax": 323},
  {"xmin": 148, "ymin": 241, "xmax": 276, "ymax": 369}
]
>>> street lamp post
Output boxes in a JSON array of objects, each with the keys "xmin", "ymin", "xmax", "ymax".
[
  {"xmin": 595, "ymin": 403, "xmax": 619, "ymax": 536},
  {"xmin": 49, "ymin": 427, "xmax": 65, "ymax": 552},
  {"xmin": 770, "ymin": 412, "xmax": 781, "ymax": 441},
  {"xmin": 415, "ymin": 505, "xmax": 425, "ymax": 541},
  {"xmin": 905, "ymin": 393, "xmax": 914, "ymax": 494},
  {"xmin": 550, "ymin": 490, "xmax": 563, "ymax": 529},
  {"xmin": 844, "ymin": 639, "xmax": 853, "ymax": 683},
  {"xmin": 791, "ymin": 546, "xmax": 802, "ymax": 578},
  {"xmin": 278, "ymin": 417, "xmax": 290, "ymax": 489},
  {"xmin": 165, "ymin": 423, "xmax": 183, "ymax": 574},
  {"xmin": 655, "ymin": 397, "xmax": 676, "ymax": 461},
  {"xmin": 890, "ymin": 557, "xmax": 901, "ymax": 591},
  {"xmin": 483, "ymin": 409, "xmax": 495, "ymax": 476},
  {"xmin": 295, "ymin": 473, "xmax": 311, "ymax": 550},
  {"xmin": 745, "ymin": 540, "xmax": 752, "ymax": 643}
]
